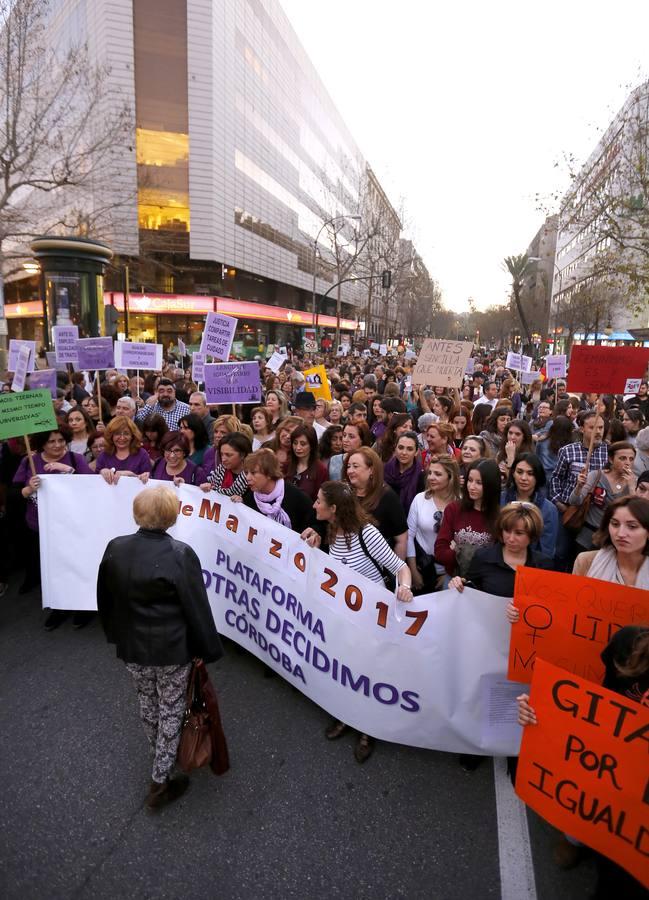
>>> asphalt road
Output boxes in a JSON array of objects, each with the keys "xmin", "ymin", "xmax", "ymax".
[{"xmin": 0, "ymin": 578, "xmax": 598, "ymax": 900}]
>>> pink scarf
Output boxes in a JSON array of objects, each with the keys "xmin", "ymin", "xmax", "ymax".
[{"xmin": 254, "ymin": 479, "xmax": 292, "ymax": 529}]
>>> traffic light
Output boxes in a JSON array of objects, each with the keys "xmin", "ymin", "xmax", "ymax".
[{"xmin": 381, "ymin": 269, "xmax": 392, "ymax": 289}]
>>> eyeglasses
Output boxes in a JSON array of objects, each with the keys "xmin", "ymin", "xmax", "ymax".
[
  {"xmin": 164, "ymin": 448, "xmax": 184, "ymax": 456},
  {"xmin": 510, "ymin": 501, "xmax": 535, "ymax": 509}
]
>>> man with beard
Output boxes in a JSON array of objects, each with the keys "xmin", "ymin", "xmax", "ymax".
[{"xmin": 135, "ymin": 379, "xmax": 190, "ymax": 431}]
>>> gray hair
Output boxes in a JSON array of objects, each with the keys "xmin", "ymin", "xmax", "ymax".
[
  {"xmin": 190, "ymin": 390, "xmax": 207, "ymax": 404},
  {"xmin": 116, "ymin": 396, "xmax": 136, "ymax": 411},
  {"xmin": 418, "ymin": 412, "xmax": 437, "ymax": 432}
]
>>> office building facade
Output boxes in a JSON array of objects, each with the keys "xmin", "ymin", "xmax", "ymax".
[
  {"xmin": 6, "ymin": 0, "xmax": 407, "ymax": 354},
  {"xmin": 551, "ymin": 81, "xmax": 649, "ymax": 347}
]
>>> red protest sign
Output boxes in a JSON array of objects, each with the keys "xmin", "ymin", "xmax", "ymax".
[
  {"xmin": 566, "ymin": 345, "xmax": 649, "ymax": 394},
  {"xmin": 507, "ymin": 567, "xmax": 649, "ymax": 684},
  {"xmin": 516, "ymin": 659, "xmax": 649, "ymax": 890}
]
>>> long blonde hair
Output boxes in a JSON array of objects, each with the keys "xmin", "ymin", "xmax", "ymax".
[{"xmin": 424, "ymin": 454, "xmax": 461, "ymax": 500}]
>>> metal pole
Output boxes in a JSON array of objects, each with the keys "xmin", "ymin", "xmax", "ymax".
[
  {"xmin": 0, "ymin": 266, "xmax": 7, "ymax": 372},
  {"xmin": 123, "ymin": 264, "xmax": 130, "ymax": 340},
  {"xmin": 311, "ymin": 239, "xmax": 317, "ymax": 329}
]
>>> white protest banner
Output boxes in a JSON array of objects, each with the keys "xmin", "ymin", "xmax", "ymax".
[
  {"xmin": 520, "ymin": 371, "xmax": 538, "ymax": 385},
  {"xmin": 505, "ymin": 351, "xmax": 521, "ymax": 371},
  {"xmin": 8, "ymin": 339, "xmax": 36, "ymax": 373},
  {"xmin": 266, "ymin": 350, "xmax": 288, "ymax": 374},
  {"xmin": 114, "ymin": 340, "xmax": 163, "ymax": 371},
  {"xmin": 624, "ymin": 378, "xmax": 641, "ymax": 394},
  {"xmin": 52, "ymin": 325, "xmax": 79, "ymax": 365},
  {"xmin": 521, "ymin": 355, "xmax": 533, "ymax": 373},
  {"xmin": 379, "ymin": 343, "xmax": 388, "ymax": 355},
  {"xmin": 405, "ymin": 349, "xmax": 417, "ymax": 360},
  {"xmin": 411, "ymin": 339, "xmax": 474, "ymax": 388},
  {"xmin": 465, "ymin": 357, "xmax": 475, "ymax": 375},
  {"xmin": 545, "ymin": 354, "xmax": 566, "ymax": 379},
  {"xmin": 38, "ymin": 476, "xmax": 522, "ymax": 756},
  {"xmin": 178, "ymin": 338, "xmax": 186, "ymax": 356},
  {"xmin": 11, "ymin": 345, "xmax": 31, "ymax": 391},
  {"xmin": 192, "ymin": 352, "xmax": 206, "ymax": 383},
  {"xmin": 370, "ymin": 342, "xmax": 380, "ymax": 351},
  {"xmin": 200, "ymin": 312, "xmax": 237, "ymax": 360}
]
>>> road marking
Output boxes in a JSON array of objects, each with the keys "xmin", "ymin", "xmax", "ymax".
[{"xmin": 493, "ymin": 756, "xmax": 537, "ymax": 900}]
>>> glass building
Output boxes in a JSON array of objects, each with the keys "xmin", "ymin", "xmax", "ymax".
[{"xmin": 6, "ymin": 0, "xmax": 403, "ymax": 352}]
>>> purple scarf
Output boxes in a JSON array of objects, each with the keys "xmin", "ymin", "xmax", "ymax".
[
  {"xmin": 254, "ymin": 478, "xmax": 292, "ymax": 529},
  {"xmin": 384, "ymin": 455, "xmax": 422, "ymax": 512}
]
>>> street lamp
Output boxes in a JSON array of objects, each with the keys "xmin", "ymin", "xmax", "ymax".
[{"xmin": 311, "ymin": 214, "xmax": 361, "ymax": 335}]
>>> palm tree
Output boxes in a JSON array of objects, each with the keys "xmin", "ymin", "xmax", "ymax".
[{"xmin": 503, "ymin": 254, "xmax": 534, "ymax": 351}]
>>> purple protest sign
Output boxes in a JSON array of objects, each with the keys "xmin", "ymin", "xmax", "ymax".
[
  {"xmin": 11, "ymin": 345, "xmax": 31, "ymax": 391},
  {"xmin": 45, "ymin": 351, "xmax": 69, "ymax": 372},
  {"xmin": 29, "ymin": 368, "xmax": 58, "ymax": 398},
  {"xmin": 76, "ymin": 337, "xmax": 115, "ymax": 370},
  {"xmin": 200, "ymin": 312, "xmax": 237, "ymax": 360},
  {"xmin": 192, "ymin": 352, "xmax": 206, "ymax": 383},
  {"xmin": 52, "ymin": 325, "xmax": 79, "ymax": 364},
  {"xmin": 204, "ymin": 362, "xmax": 262, "ymax": 404},
  {"xmin": 8, "ymin": 339, "xmax": 36, "ymax": 373},
  {"xmin": 546, "ymin": 354, "xmax": 567, "ymax": 379},
  {"xmin": 114, "ymin": 340, "xmax": 162, "ymax": 370}
]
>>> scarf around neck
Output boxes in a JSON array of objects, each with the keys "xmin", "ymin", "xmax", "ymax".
[
  {"xmin": 254, "ymin": 478, "xmax": 291, "ymax": 529},
  {"xmin": 588, "ymin": 546, "xmax": 649, "ymax": 590},
  {"xmin": 384, "ymin": 454, "xmax": 422, "ymax": 511}
]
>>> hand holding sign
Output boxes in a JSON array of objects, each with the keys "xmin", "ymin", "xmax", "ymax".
[
  {"xmin": 507, "ymin": 568, "xmax": 649, "ymax": 684},
  {"xmin": 516, "ymin": 658, "xmax": 649, "ymax": 890}
]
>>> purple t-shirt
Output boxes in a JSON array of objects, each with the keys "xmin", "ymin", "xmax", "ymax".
[
  {"xmin": 95, "ymin": 449, "xmax": 152, "ymax": 475},
  {"xmin": 13, "ymin": 451, "xmax": 93, "ymax": 531},
  {"xmin": 150, "ymin": 457, "xmax": 206, "ymax": 486},
  {"xmin": 202, "ymin": 446, "xmax": 218, "ymax": 473}
]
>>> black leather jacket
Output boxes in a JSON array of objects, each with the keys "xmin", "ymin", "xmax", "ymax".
[{"xmin": 97, "ymin": 528, "xmax": 223, "ymax": 665}]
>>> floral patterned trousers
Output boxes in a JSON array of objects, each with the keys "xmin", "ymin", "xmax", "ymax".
[{"xmin": 126, "ymin": 663, "xmax": 192, "ymax": 783}]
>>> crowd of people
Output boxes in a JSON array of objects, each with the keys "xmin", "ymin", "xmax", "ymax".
[{"xmin": 1, "ymin": 346, "xmax": 648, "ymax": 890}]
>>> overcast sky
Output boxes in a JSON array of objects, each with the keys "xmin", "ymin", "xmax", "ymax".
[{"xmin": 280, "ymin": 0, "xmax": 649, "ymax": 312}]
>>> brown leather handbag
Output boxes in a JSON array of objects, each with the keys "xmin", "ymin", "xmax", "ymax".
[
  {"xmin": 561, "ymin": 470, "xmax": 600, "ymax": 531},
  {"xmin": 177, "ymin": 659, "xmax": 229, "ymax": 775}
]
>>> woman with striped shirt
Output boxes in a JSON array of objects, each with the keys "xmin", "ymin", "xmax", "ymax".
[{"xmin": 313, "ymin": 480, "xmax": 413, "ymax": 764}]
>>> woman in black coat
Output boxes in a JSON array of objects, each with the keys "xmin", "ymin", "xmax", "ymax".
[{"xmin": 97, "ymin": 485, "xmax": 222, "ymax": 810}]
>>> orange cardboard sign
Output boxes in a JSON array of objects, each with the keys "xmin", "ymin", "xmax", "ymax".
[
  {"xmin": 508, "ymin": 567, "xmax": 649, "ymax": 684},
  {"xmin": 516, "ymin": 659, "xmax": 649, "ymax": 889}
]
